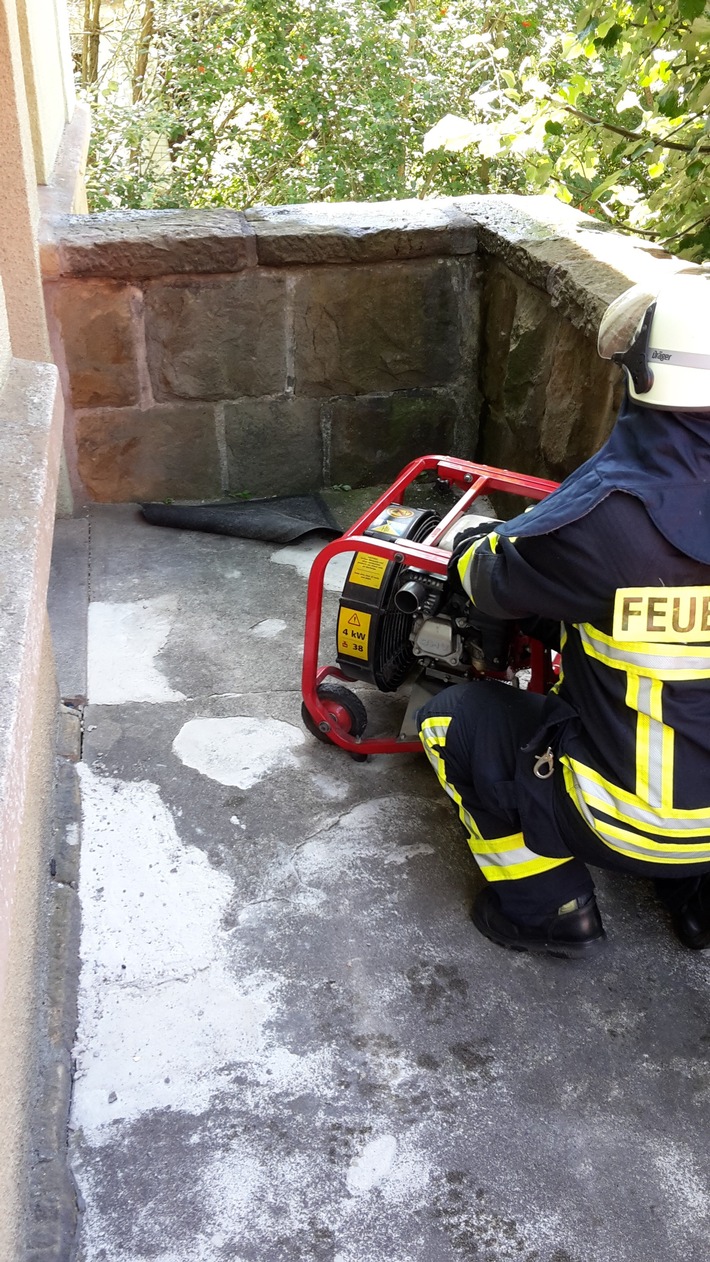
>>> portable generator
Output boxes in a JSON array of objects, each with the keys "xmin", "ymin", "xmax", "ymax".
[{"xmin": 301, "ymin": 455, "xmax": 559, "ymax": 758}]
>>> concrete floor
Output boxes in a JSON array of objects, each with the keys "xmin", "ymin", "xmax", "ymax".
[{"xmin": 48, "ymin": 506, "xmax": 710, "ymax": 1262}]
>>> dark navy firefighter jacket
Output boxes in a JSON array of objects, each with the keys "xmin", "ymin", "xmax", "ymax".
[{"xmin": 456, "ymin": 401, "xmax": 710, "ymax": 877}]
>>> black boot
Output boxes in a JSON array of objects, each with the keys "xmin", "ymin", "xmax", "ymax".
[
  {"xmin": 656, "ymin": 874, "xmax": 710, "ymax": 950},
  {"xmin": 471, "ymin": 887, "xmax": 606, "ymax": 960}
]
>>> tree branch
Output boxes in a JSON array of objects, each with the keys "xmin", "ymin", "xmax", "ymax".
[
  {"xmin": 133, "ymin": 0, "xmax": 155, "ymax": 104},
  {"xmin": 557, "ymin": 101, "xmax": 710, "ymax": 154}
]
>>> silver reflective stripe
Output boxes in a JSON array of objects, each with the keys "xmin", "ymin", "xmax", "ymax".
[
  {"xmin": 420, "ymin": 720, "xmax": 451, "ymax": 743},
  {"xmin": 637, "ymin": 676, "xmax": 664, "ymax": 809},
  {"xmin": 649, "ymin": 348, "xmax": 710, "ymax": 371},
  {"xmin": 578, "ymin": 624, "xmax": 710, "ymax": 673},
  {"xmin": 572, "ymin": 766, "xmax": 710, "ymax": 835}
]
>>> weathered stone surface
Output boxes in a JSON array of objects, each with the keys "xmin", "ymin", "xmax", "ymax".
[
  {"xmin": 47, "ymin": 279, "xmax": 141, "ymax": 409},
  {"xmin": 244, "ymin": 198, "xmax": 476, "ymax": 266},
  {"xmin": 76, "ymin": 404, "xmax": 221, "ymax": 501},
  {"xmin": 145, "ymin": 274, "xmax": 287, "ymax": 401},
  {"xmin": 294, "ymin": 258, "xmax": 471, "ymax": 397},
  {"xmin": 43, "ymin": 208, "xmax": 256, "ymax": 280},
  {"xmin": 456, "ymin": 194, "xmax": 681, "ymax": 335},
  {"xmin": 225, "ymin": 397, "xmax": 323, "ymax": 495},
  {"xmin": 539, "ymin": 320, "xmax": 622, "ymax": 478},
  {"xmin": 478, "ymin": 261, "xmax": 620, "ymax": 479},
  {"xmin": 329, "ymin": 390, "xmax": 459, "ymax": 486}
]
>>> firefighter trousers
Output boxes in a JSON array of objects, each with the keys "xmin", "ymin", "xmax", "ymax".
[
  {"xmin": 417, "ymin": 679, "xmax": 710, "ymax": 924},
  {"xmin": 417, "ymin": 680, "xmax": 596, "ymax": 923}
]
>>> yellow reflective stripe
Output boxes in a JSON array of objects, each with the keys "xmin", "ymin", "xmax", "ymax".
[
  {"xmin": 577, "ymin": 622, "xmax": 710, "ymax": 679},
  {"xmin": 456, "ymin": 536, "xmax": 487, "ymax": 599},
  {"xmin": 420, "ymin": 717, "xmax": 452, "ymax": 743},
  {"xmin": 420, "ymin": 715, "xmax": 574, "ymax": 882},
  {"xmin": 563, "ymin": 757, "xmax": 710, "ymax": 839},
  {"xmin": 469, "ymin": 831, "xmax": 525, "ymax": 854},
  {"xmin": 456, "ymin": 532, "xmax": 501, "ymax": 600},
  {"xmin": 470, "ymin": 833, "xmax": 572, "ymax": 880},
  {"xmin": 643, "ymin": 677, "xmax": 675, "ymax": 811},
  {"xmin": 662, "ymin": 711, "xmax": 675, "ymax": 810},
  {"xmin": 561, "ymin": 763, "xmax": 710, "ymax": 864},
  {"xmin": 587, "ymin": 818, "xmax": 710, "ymax": 865},
  {"xmin": 419, "ymin": 716, "xmax": 456, "ymax": 801}
]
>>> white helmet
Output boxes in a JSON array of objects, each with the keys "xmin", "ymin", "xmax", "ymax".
[{"xmin": 598, "ymin": 270, "xmax": 710, "ymax": 412}]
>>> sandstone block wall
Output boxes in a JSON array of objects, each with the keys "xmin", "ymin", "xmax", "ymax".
[{"xmin": 41, "ymin": 195, "xmax": 685, "ymax": 504}]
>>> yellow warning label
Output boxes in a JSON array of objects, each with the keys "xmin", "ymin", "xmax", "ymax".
[
  {"xmin": 349, "ymin": 552, "xmax": 389, "ymax": 589},
  {"xmin": 613, "ymin": 586, "xmax": 710, "ymax": 643},
  {"xmin": 337, "ymin": 607, "xmax": 372, "ymax": 660}
]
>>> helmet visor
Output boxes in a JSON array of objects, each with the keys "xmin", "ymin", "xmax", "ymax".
[{"xmin": 598, "ymin": 286, "xmax": 657, "ymax": 361}]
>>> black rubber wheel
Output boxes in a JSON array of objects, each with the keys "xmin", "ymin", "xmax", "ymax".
[{"xmin": 301, "ymin": 683, "xmax": 368, "ymax": 748}]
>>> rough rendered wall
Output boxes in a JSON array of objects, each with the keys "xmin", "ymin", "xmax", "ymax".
[
  {"xmin": 0, "ymin": 331, "xmax": 63, "ymax": 1260},
  {"xmin": 41, "ymin": 195, "xmax": 687, "ymax": 505},
  {"xmin": 0, "ymin": 616, "xmax": 57, "ymax": 1262}
]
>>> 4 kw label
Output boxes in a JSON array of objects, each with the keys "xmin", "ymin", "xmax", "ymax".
[{"xmin": 337, "ymin": 607, "xmax": 372, "ymax": 659}]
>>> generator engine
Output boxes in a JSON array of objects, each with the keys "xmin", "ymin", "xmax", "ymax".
[
  {"xmin": 301, "ymin": 455, "xmax": 560, "ymax": 757},
  {"xmin": 334, "ymin": 502, "xmax": 519, "ymax": 694}
]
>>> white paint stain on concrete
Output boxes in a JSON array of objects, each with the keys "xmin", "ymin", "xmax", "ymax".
[
  {"xmin": 293, "ymin": 797, "xmax": 433, "ymax": 888},
  {"xmin": 654, "ymin": 1143, "xmax": 710, "ymax": 1221},
  {"xmin": 250, "ymin": 617, "xmax": 287, "ymax": 639},
  {"xmin": 73, "ymin": 768, "xmax": 436, "ymax": 1262},
  {"xmin": 87, "ymin": 597, "xmax": 185, "ymax": 705},
  {"xmin": 346, "ymin": 1134, "xmax": 399, "ymax": 1194},
  {"xmin": 311, "ymin": 772, "xmax": 349, "ymax": 801},
  {"xmin": 172, "ymin": 715, "xmax": 305, "ymax": 788},
  {"xmin": 384, "ymin": 842, "xmax": 436, "ymax": 865},
  {"xmin": 73, "ymin": 767, "xmax": 332, "ymax": 1147},
  {"xmin": 269, "ymin": 539, "xmax": 354, "ymax": 592}
]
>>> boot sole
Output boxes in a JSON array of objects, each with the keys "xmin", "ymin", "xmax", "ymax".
[{"xmin": 471, "ymin": 905, "xmax": 607, "ymax": 960}]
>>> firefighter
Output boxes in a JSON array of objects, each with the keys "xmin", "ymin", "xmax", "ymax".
[{"xmin": 417, "ymin": 269, "xmax": 710, "ymax": 958}]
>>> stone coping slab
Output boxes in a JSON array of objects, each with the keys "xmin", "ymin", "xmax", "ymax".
[
  {"xmin": 40, "ymin": 194, "xmax": 691, "ymax": 336},
  {"xmin": 454, "ymin": 194, "xmax": 684, "ymax": 332},
  {"xmin": 243, "ymin": 198, "xmax": 477, "ymax": 265},
  {"xmin": 41, "ymin": 209, "xmax": 258, "ymax": 281}
]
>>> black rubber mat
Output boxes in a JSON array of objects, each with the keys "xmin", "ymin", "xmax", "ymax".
[{"xmin": 140, "ymin": 495, "xmax": 341, "ymax": 544}]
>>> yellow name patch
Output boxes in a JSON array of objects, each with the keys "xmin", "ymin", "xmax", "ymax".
[
  {"xmin": 337, "ymin": 607, "xmax": 372, "ymax": 659},
  {"xmin": 613, "ymin": 587, "xmax": 710, "ymax": 643}
]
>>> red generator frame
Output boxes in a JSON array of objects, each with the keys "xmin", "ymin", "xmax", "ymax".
[{"xmin": 301, "ymin": 455, "xmax": 559, "ymax": 757}]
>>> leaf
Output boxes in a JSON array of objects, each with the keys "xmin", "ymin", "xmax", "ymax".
[
  {"xmin": 423, "ymin": 113, "xmax": 481, "ymax": 153},
  {"xmin": 560, "ymin": 33, "xmax": 584, "ymax": 60},
  {"xmin": 594, "ymin": 22, "xmax": 623, "ymax": 49},
  {"xmin": 679, "ymin": 0, "xmax": 706, "ymax": 20},
  {"xmin": 590, "ymin": 169, "xmax": 625, "ymax": 198},
  {"xmin": 616, "ymin": 89, "xmax": 641, "ymax": 113},
  {"xmin": 545, "ymin": 120, "xmax": 564, "ymax": 135},
  {"xmin": 500, "ymin": 69, "xmax": 516, "ymax": 89},
  {"xmin": 657, "ymin": 87, "xmax": 681, "ymax": 117}
]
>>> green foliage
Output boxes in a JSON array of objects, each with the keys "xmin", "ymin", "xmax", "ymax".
[
  {"xmin": 80, "ymin": 0, "xmax": 561, "ymax": 209},
  {"xmin": 77, "ymin": 0, "xmax": 710, "ymax": 258},
  {"xmin": 427, "ymin": 0, "xmax": 710, "ymax": 258}
]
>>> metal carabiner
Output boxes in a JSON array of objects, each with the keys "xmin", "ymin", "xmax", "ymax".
[{"xmin": 533, "ymin": 746, "xmax": 555, "ymax": 780}]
